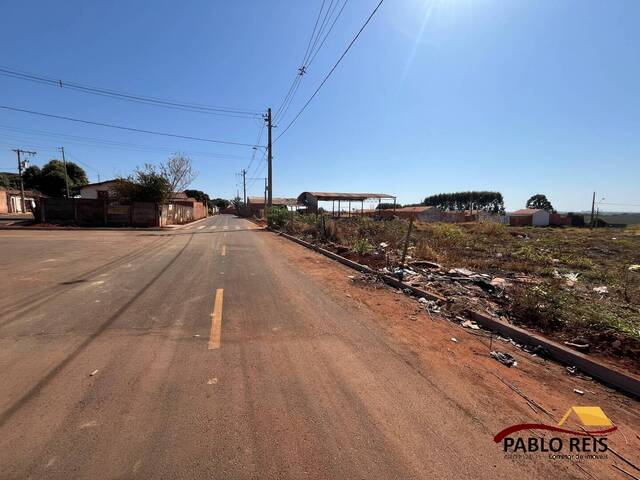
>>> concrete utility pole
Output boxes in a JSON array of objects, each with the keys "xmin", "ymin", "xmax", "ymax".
[
  {"xmin": 590, "ymin": 191, "xmax": 596, "ymax": 227},
  {"xmin": 59, "ymin": 146, "xmax": 70, "ymax": 198},
  {"xmin": 241, "ymin": 169, "xmax": 247, "ymax": 204},
  {"xmin": 266, "ymin": 107, "xmax": 273, "ymax": 208},
  {"xmin": 12, "ymin": 149, "xmax": 36, "ymax": 213}
]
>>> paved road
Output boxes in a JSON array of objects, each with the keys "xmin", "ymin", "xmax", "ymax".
[{"xmin": 0, "ymin": 215, "xmax": 583, "ymax": 479}]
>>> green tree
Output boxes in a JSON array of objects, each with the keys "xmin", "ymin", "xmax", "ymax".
[
  {"xmin": 376, "ymin": 202, "xmax": 402, "ymax": 210},
  {"xmin": 184, "ymin": 189, "xmax": 211, "ymax": 204},
  {"xmin": 0, "ymin": 172, "xmax": 21, "ymax": 189},
  {"xmin": 22, "ymin": 166, "xmax": 42, "ymax": 190},
  {"xmin": 526, "ymin": 194, "xmax": 554, "ymax": 212},
  {"xmin": 211, "ymin": 198, "xmax": 230, "ymax": 210},
  {"xmin": 22, "ymin": 160, "xmax": 88, "ymax": 197},
  {"xmin": 113, "ymin": 164, "xmax": 172, "ymax": 203},
  {"xmin": 423, "ymin": 191, "xmax": 504, "ymax": 213}
]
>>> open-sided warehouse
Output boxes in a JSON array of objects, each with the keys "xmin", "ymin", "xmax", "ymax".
[{"xmin": 297, "ymin": 192, "xmax": 396, "ymax": 216}]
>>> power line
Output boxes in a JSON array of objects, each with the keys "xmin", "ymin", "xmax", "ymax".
[
  {"xmin": 274, "ymin": 0, "xmax": 349, "ymax": 124},
  {"xmin": 0, "ymin": 104, "xmax": 258, "ymax": 147},
  {"xmin": 307, "ymin": 0, "xmax": 349, "ymax": 68},
  {"xmin": 0, "ymin": 66, "xmax": 262, "ymax": 118},
  {"xmin": 0, "ymin": 125, "xmax": 253, "ymax": 159},
  {"xmin": 276, "ymin": 0, "xmax": 385, "ymax": 142}
]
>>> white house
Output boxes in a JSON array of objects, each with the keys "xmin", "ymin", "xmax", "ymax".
[
  {"xmin": 78, "ymin": 180, "xmax": 121, "ymax": 199},
  {"xmin": 509, "ymin": 208, "xmax": 550, "ymax": 227}
]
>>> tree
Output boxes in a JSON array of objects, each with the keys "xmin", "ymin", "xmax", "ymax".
[
  {"xmin": 0, "ymin": 172, "xmax": 21, "ymax": 189},
  {"xmin": 184, "ymin": 189, "xmax": 211, "ymax": 204},
  {"xmin": 423, "ymin": 191, "xmax": 505, "ymax": 213},
  {"xmin": 526, "ymin": 194, "xmax": 554, "ymax": 212},
  {"xmin": 160, "ymin": 153, "xmax": 196, "ymax": 193},
  {"xmin": 211, "ymin": 198, "xmax": 230, "ymax": 210},
  {"xmin": 22, "ymin": 166, "xmax": 42, "ymax": 190},
  {"xmin": 22, "ymin": 160, "xmax": 88, "ymax": 197},
  {"xmin": 113, "ymin": 164, "xmax": 172, "ymax": 203},
  {"xmin": 230, "ymin": 196, "xmax": 245, "ymax": 213},
  {"xmin": 376, "ymin": 202, "xmax": 402, "ymax": 210}
]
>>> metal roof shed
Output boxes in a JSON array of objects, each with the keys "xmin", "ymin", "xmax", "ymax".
[{"xmin": 297, "ymin": 192, "xmax": 396, "ymax": 216}]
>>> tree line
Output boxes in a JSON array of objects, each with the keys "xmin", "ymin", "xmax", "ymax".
[{"xmin": 422, "ymin": 191, "xmax": 505, "ymax": 213}]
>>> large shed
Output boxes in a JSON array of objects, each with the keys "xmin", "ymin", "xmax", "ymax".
[{"xmin": 297, "ymin": 192, "xmax": 396, "ymax": 216}]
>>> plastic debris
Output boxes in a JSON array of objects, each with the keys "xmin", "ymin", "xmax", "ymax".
[
  {"xmin": 593, "ymin": 286, "xmax": 608, "ymax": 295},
  {"xmin": 490, "ymin": 351, "xmax": 517, "ymax": 368},
  {"xmin": 573, "ymin": 388, "xmax": 584, "ymax": 395},
  {"xmin": 461, "ymin": 320, "xmax": 480, "ymax": 330},
  {"xmin": 564, "ymin": 341, "xmax": 590, "ymax": 352},
  {"xmin": 453, "ymin": 268, "xmax": 475, "ymax": 276},
  {"xmin": 451, "ymin": 337, "xmax": 458, "ymax": 343},
  {"xmin": 89, "ymin": 369, "xmax": 99, "ymax": 376},
  {"xmin": 566, "ymin": 366, "xmax": 577, "ymax": 375},
  {"xmin": 207, "ymin": 378, "xmax": 218, "ymax": 385},
  {"xmin": 629, "ymin": 265, "xmax": 640, "ymax": 272},
  {"xmin": 379, "ymin": 242, "xmax": 389, "ymax": 248}
]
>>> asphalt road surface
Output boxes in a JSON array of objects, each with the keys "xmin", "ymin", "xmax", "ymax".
[{"xmin": 0, "ymin": 215, "xmax": 608, "ymax": 479}]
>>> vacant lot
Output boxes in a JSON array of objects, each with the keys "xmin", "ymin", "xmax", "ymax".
[{"xmin": 276, "ymin": 213, "xmax": 640, "ymax": 372}]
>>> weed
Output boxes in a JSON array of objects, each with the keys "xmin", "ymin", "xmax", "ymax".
[{"xmin": 353, "ymin": 238, "xmax": 374, "ymax": 256}]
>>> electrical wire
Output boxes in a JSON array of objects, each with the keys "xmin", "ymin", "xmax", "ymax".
[
  {"xmin": 0, "ymin": 104, "xmax": 257, "ymax": 147},
  {"xmin": 0, "ymin": 125, "xmax": 253, "ymax": 159},
  {"xmin": 274, "ymin": 0, "xmax": 349, "ymax": 125},
  {"xmin": 0, "ymin": 66, "xmax": 262, "ymax": 118},
  {"xmin": 275, "ymin": 0, "xmax": 385, "ymax": 142}
]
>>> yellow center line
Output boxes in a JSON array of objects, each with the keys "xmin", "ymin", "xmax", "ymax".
[
  {"xmin": 221, "ymin": 245, "xmax": 226, "ymax": 256},
  {"xmin": 208, "ymin": 288, "xmax": 224, "ymax": 350}
]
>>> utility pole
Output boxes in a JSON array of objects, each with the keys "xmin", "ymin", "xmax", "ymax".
[
  {"xmin": 590, "ymin": 191, "xmax": 596, "ymax": 227},
  {"xmin": 264, "ymin": 178, "xmax": 267, "ymax": 210},
  {"xmin": 266, "ymin": 107, "xmax": 273, "ymax": 208},
  {"xmin": 59, "ymin": 146, "xmax": 70, "ymax": 198},
  {"xmin": 241, "ymin": 169, "xmax": 247, "ymax": 204},
  {"xmin": 12, "ymin": 149, "xmax": 36, "ymax": 213}
]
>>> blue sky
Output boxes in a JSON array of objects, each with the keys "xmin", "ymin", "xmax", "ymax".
[{"xmin": 1, "ymin": 0, "xmax": 638, "ymax": 211}]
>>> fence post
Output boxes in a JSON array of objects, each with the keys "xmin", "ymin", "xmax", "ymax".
[{"xmin": 398, "ymin": 215, "xmax": 415, "ymax": 281}]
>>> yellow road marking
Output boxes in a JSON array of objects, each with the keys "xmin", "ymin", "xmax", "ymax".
[
  {"xmin": 209, "ymin": 289, "xmax": 224, "ymax": 349},
  {"xmin": 221, "ymin": 245, "xmax": 226, "ymax": 256}
]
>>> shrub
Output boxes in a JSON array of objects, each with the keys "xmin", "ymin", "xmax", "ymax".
[
  {"xmin": 353, "ymin": 238, "xmax": 374, "ymax": 256},
  {"xmin": 266, "ymin": 207, "xmax": 289, "ymax": 229}
]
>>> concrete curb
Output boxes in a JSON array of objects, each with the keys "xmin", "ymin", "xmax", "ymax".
[
  {"xmin": 275, "ymin": 230, "xmax": 445, "ymax": 302},
  {"xmin": 468, "ymin": 311, "xmax": 640, "ymax": 398},
  {"xmin": 274, "ymin": 228, "xmax": 640, "ymax": 399}
]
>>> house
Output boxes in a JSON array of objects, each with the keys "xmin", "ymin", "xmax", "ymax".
[
  {"xmin": 509, "ymin": 208, "xmax": 550, "ymax": 227},
  {"xmin": 246, "ymin": 196, "xmax": 298, "ymax": 216},
  {"xmin": 386, "ymin": 206, "xmax": 440, "ymax": 221},
  {"xmin": 78, "ymin": 180, "xmax": 121, "ymax": 199},
  {"xmin": 0, "ymin": 187, "xmax": 43, "ymax": 214}
]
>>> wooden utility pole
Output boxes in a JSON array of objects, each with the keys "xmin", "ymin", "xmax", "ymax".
[
  {"xmin": 241, "ymin": 169, "xmax": 247, "ymax": 204},
  {"xmin": 59, "ymin": 146, "xmax": 70, "ymax": 198},
  {"xmin": 266, "ymin": 107, "xmax": 273, "ymax": 208},
  {"xmin": 12, "ymin": 149, "xmax": 36, "ymax": 213}
]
